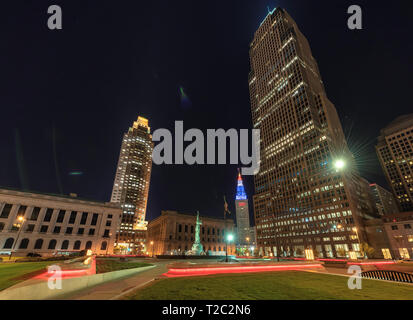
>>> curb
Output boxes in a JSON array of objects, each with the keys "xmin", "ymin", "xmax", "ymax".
[{"xmin": 0, "ymin": 265, "xmax": 155, "ymax": 300}]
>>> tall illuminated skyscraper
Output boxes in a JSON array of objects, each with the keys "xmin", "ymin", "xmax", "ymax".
[
  {"xmin": 235, "ymin": 171, "xmax": 251, "ymax": 246},
  {"xmin": 248, "ymin": 8, "xmax": 376, "ymax": 258},
  {"xmin": 376, "ymin": 114, "xmax": 413, "ymax": 212},
  {"xmin": 111, "ymin": 116, "xmax": 153, "ymax": 252}
]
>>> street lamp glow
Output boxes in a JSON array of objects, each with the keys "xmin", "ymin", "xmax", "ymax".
[
  {"xmin": 227, "ymin": 234, "xmax": 234, "ymax": 242},
  {"xmin": 17, "ymin": 216, "xmax": 25, "ymax": 222},
  {"xmin": 334, "ymin": 159, "xmax": 345, "ymax": 170}
]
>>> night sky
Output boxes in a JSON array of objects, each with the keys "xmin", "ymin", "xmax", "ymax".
[{"xmin": 1, "ymin": 1, "xmax": 412, "ymax": 223}]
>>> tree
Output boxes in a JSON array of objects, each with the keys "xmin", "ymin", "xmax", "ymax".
[
  {"xmin": 360, "ymin": 242, "xmax": 375, "ymax": 259},
  {"xmin": 295, "ymin": 248, "xmax": 303, "ymax": 257}
]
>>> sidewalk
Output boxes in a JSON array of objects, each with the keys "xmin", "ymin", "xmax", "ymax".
[{"xmin": 58, "ymin": 260, "xmax": 169, "ymax": 300}]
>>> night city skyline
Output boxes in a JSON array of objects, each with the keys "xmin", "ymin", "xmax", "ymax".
[
  {"xmin": 1, "ymin": 0, "xmax": 413, "ymax": 306},
  {"xmin": 1, "ymin": 0, "xmax": 412, "ymax": 223}
]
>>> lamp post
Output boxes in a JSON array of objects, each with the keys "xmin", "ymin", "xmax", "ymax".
[
  {"xmin": 105, "ymin": 233, "xmax": 112, "ymax": 255},
  {"xmin": 225, "ymin": 234, "xmax": 234, "ymax": 262},
  {"xmin": 352, "ymin": 227, "xmax": 361, "ymax": 245},
  {"xmin": 9, "ymin": 216, "xmax": 25, "ymax": 260},
  {"xmin": 150, "ymin": 241, "xmax": 154, "ymax": 257},
  {"xmin": 246, "ymin": 237, "xmax": 250, "ymax": 256},
  {"xmin": 334, "ymin": 159, "xmax": 346, "ymax": 171},
  {"xmin": 352, "ymin": 227, "xmax": 365, "ymax": 259}
]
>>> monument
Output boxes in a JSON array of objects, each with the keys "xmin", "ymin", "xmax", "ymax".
[{"xmin": 190, "ymin": 211, "xmax": 204, "ymax": 255}]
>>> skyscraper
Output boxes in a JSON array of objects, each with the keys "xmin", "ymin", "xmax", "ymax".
[
  {"xmin": 248, "ymin": 8, "xmax": 374, "ymax": 258},
  {"xmin": 235, "ymin": 171, "xmax": 251, "ymax": 246},
  {"xmin": 111, "ymin": 116, "xmax": 153, "ymax": 252},
  {"xmin": 369, "ymin": 183, "xmax": 400, "ymax": 216},
  {"xmin": 376, "ymin": 114, "xmax": 413, "ymax": 212}
]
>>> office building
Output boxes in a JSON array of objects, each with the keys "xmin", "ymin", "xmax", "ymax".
[
  {"xmin": 370, "ymin": 183, "xmax": 399, "ymax": 216},
  {"xmin": 147, "ymin": 210, "xmax": 236, "ymax": 256},
  {"xmin": 376, "ymin": 114, "xmax": 413, "ymax": 211},
  {"xmin": 111, "ymin": 116, "xmax": 153, "ymax": 253},
  {"xmin": 235, "ymin": 172, "xmax": 251, "ymax": 246},
  {"xmin": 248, "ymin": 8, "xmax": 376, "ymax": 258},
  {"xmin": 0, "ymin": 188, "xmax": 121, "ymax": 256}
]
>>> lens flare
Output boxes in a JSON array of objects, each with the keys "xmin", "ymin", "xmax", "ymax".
[
  {"xmin": 69, "ymin": 171, "xmax": 83, "ymax": 176},
  {"xmin": 179, "ymin": 86, "xmax": 192, "ymax": 109}
]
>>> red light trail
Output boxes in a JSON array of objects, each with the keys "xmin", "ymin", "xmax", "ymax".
[{"xmin": 163, "ymin": 263, "xmax": 323, "ymax": 277}]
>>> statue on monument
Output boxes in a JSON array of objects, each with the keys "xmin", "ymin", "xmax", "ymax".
[{"xmin": 189, "ymin": 211, "xmax": 204, "ymax": 255}]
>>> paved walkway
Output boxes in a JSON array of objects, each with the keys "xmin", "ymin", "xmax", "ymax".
[
  {"xmin": 57, "ymin": 259, "xmax": 170, "ymax": 300},
  {"xmin": 57, "ymin": 260, "xmax": 413, "ymax": 300}
]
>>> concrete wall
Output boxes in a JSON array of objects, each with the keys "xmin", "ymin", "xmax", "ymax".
[{"xmin": 0, "ymin": 265, "xmax": 155, "ymax": 300}]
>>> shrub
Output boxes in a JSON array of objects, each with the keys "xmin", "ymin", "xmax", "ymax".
[
  {"xmin": 27, "ymin": 252, "xmax": 42, "ymax": 257},
  {"xmin": 336, "ymin": 247, "xmax": 347, "ymax": 258},
  {"xmin": 360, "ymin": 242, "xmax": 375, "ymax": 259}
]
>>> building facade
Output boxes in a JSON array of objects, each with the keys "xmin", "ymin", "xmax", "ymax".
[
  {"xmin": 382, "ymin": 212, "xmax": 413, "ymax": 259},
  {"xmin": 0, "ymin": 188, "xmax": 121, "ymax": 257},
  {"xmin": 111, "ymin": 116, "xmax": 153, "ymax": 253},
  {"xmin": 248, "ymin": 226, "xmax": 257, "ymax": 246},
  {"xmin": 248, "ymin": 8, "xmax": 376, "ymax": 258},
  {"xmin": 363, "ymin": 219, "xmax": 392, "ymax": 259},
  {"xmin": 235, "ymin": 172, "xmax": 251, "ymax": 246},
  {"xmin": 369, "ymin": 183, "xmax": 399, "ymax": 216},
  {"xmin": 376, "ymin": 114, "xmax": 413, "ymax": 212},
  {"xmin": 147, "ymin": 210, "xmax": 236, "ymax": 256},
  {"xmin": 364, "ymin": 211, "xmax": 413, "ymax": 260}
]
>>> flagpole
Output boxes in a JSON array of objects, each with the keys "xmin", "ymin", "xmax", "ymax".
[
  {"xmin": 224, "ymin": 199, "xmax": 228, "ymax": 263},
  {"xmin": 224, "ymin": 195, "xmax": 228, "ymax": 263}
]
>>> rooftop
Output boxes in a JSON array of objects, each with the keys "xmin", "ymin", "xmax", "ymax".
[
  {"xmin": 0, "ymin": 186, "xmax": 120, "ymax": 209},
  {"xmin": 380, "ymin": 114, "xmax": 413, "ymax": 137},
  {"xmin": 154, "ymin": 210, "xmax": 235, "ymax": 223}
]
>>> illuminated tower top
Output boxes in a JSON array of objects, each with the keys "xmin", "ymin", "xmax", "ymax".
[{"xmin": 236, "ymin": 172, "xmax": 247, "ymax": 201}]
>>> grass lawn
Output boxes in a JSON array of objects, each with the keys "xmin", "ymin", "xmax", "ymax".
[
  {"xmin": 0, "ymin": 261, "xmax": 60, "ymax": 291},
  {"xmin": 96, "ymin": 258, "xmax": 152, "ymax": 274},
  {"xmin": 126, "ymin": 271, "xmax": 413, "ymax": 300}
]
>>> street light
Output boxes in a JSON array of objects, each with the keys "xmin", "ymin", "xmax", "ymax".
[
  {"xmin": 245, "ymin": 237, "xmax": 250, "ymax": 256},
  {"xmin": 10, "ymin": 216, "xmax": 25, "ymax": 260},
  {"xmin": 352, "ymin": 227, "xmax": 364, "ymax": 259},
  {"xmin": 225, "ymin": 233, "xmax": 234, "ymax": 262},
  {"xmin": 334, "ymin": 159, "xmax": 345, "ymax": 171}
]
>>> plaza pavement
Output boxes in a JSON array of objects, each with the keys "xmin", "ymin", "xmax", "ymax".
[
  {"xmin": 56, "ymin": 258, "xmax": 171, "ymax": 300},
  {"xmin": 57, "ymin": 259, "xmax": 413, "ymax": 299},
  {"xmin": 59, "ymin": 258, "xmax": 324, "ymax": 300}
]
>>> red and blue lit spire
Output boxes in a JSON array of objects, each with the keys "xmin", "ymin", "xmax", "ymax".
[{"xmin": 236, "ymin": 171, "xmax": 247, "ymax": 200}]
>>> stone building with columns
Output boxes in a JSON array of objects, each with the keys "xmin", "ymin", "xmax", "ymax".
[
  {"xmin": 0, "ymin": 188, "xmax": 121, "ymax": 257},
  {"xmin": 147, "ymin": 210, "xmax": 236, "ymax": 256}
]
